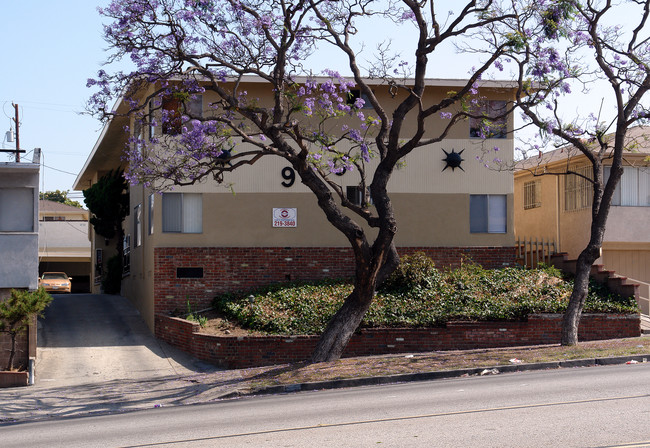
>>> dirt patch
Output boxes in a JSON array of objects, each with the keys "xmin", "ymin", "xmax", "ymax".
[{"xmin": 196, "ymin": 310, "xmax": 265, "ymax": 337}]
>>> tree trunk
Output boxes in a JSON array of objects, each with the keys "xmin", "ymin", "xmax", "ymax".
[
  {"xmin": 561, "ymin": 250, "xmax": 598, "ymax": 345},
  {"xmin": 6, "ymin": 331, "xmax": 17, "ymax": 371},
  {"xmin": 311, "ymin": 286, "xmax": 375, "ymax": 363},
  {"xmin": 560, "ymin": 264, "xmax": 589, "ymax": 345}
]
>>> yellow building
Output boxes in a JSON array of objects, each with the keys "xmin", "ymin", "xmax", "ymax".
[
  {"xmin": 75, "ymin": 76, "xmax": 520, "ymax": 331},
  {"xmin": 514, "ymin": 126, "xmax": 650, "ymax": 313}
]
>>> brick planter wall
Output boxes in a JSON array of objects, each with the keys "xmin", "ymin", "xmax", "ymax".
[
  {"xmin": 154, "ymin": 246, "xmax": 516, "ymax": 314},
  {"xmin": 155, "ymin": 313, "xmax": 640, "ymax": 369},
  {"xmin": 0, "ymin": 316, "xmax": 34, "ymax": 373},
  {"xmin": 0, "ymin": 371, "xmax": 28, "ymax": 388},
  {"xmin": 0, "ymin": 332, "xmax": 28, "ymax": 371}
]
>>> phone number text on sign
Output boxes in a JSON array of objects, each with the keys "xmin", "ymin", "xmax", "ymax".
[{"xmin": 273, "ymin": 208, "xmax": 297, "ymax": 228}]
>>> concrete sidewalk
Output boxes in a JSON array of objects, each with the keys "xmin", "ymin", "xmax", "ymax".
[{"xmin": 1, "ymin": 349, "xmax": 648, "ymax": 424}]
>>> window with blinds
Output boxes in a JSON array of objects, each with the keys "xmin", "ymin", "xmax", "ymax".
[
  {"xmin": 564, "ymin": 166, "xmax": 593, "ymax": 211},
  {"xmin": 523, "ymin": 180, "xmax": 541, "ymax": 210},
  {"xmin": 162, "ymin": 193, "xmax": 202, "ymax": 233},
  {"xmin": 470, "ymin": 194, "xmax": 507, "ymax": 233},
  {"xmin": 605, "ymin": 166, "xmax": 650, "ymax": 206}
]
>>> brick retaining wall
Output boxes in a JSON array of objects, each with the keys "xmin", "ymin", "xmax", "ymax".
[
  {"xmin": 155, "ymin": 313, "xmax": 640, "ymax": 369},
  {"xmin": 154, "ymin": 246, "xmax": 516, "ymax": 314}
]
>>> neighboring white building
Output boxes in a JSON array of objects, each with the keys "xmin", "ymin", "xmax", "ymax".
[{"xmin": 0, "ymin": 154, "xmax": 40, "ymax": 298}]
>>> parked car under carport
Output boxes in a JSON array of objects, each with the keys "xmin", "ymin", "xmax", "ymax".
[{"xmin": 39, "ymin": 272, "xmax": 72, "ymax": 294}]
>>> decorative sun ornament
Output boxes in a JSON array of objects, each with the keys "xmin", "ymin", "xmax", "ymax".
[{"xmin": 442, "ymin": 148, "xmax": 465, "ymax": 172}]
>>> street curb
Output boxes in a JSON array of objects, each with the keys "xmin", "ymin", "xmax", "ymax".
[{"xmin": 223, "ymin": 354, "xmax": 650, "ymax": 399}]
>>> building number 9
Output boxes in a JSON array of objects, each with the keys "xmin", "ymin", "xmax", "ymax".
[{"xmin": 281, "ymin": 167, "xmax": 296, "ymax": 188}]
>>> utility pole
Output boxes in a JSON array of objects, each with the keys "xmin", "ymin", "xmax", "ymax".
[
  {"xmin": 14, "ymin": 103, "xmax": 20, "ymax": 162},
  {"xmin": 1, "ymin": 103, "xmax": 26, "ymax": 162}
]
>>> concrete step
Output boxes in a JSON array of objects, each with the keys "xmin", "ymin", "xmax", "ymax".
[{"xmin": 640, "ymin": 314, "xmax": 650, "ymax": 335}]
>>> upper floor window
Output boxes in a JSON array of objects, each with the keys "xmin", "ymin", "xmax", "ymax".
[
  {"xmin": 470, "ymin": 100, "xmax": 507, "ymax": 139},
  {"xmin": 606, "ymin": 165, "xmax": 650, "ymax": 206},
  {"xmin": 470, "ymin": 194, "xmax": 507, "ymax": 233},
  {"xmin": 0, "ymin": 188, "xmax": 34, "ymax": 232},
  {"xmin": 162, "ymin": 193, "xmax": 202, "ymax": 233},
  {"xmin": 161, "ymin": 95, "xmax": 203, "ymax": 136},
  {"xmin": 523, "ymin": 180, "xmax": 541, "ymax": 210},
  {"xmin": 347, "ymin": 89, "xmax": 373, "ymax": 109},
  {"xmin": 565, "ymin": 165, "xmax": 593, "ymax": 211}
]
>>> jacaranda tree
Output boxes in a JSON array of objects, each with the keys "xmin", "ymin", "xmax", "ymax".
[
  {"xmin": 88, "ymin": 0, "xmax": 525, "ymax": 362},
  {"xmin": 479, "ymin": 0, "xmax": 650, "ymax": 345}
]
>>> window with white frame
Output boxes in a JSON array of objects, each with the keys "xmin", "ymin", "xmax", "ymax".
[
  {"xmin": 162, "ymin": 193, "xmax": 203, "ymax": 233},
  {"xmin": 605, "ymin": 165, "xmax": 650, "ymax": 206},
  {"xmin": 469, "ymin": 100, "xmax": 507, "ymax": 139},
  {"xmin": 523, "ymin": 180, "xmax": 541, "ymax": 210},
  {"xmin": 470, "ymin": 194, "xmax": 507, "ymax": 233},
  {"xmin": 148, "ymin": 193, "xmax": 154, "ymax": 235},
  {"xmin": 564, "ymin": 165, "xmax": 593, "ymax": 211},
  {"xmin": 0, "ymin": 187, "xmax": 34, "ymax": 232},
  {"xmin": 134, "ymin": 204, "xmax": 142, "ymax": 247}
]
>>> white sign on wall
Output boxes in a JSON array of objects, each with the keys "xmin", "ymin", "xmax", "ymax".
[{"xmin": 273, "ymin": 208, "xmax": 297, "ymax": 228}]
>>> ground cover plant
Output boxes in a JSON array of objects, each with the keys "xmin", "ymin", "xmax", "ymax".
[{"xmin": 213, "ymin": 254, "xmax": 638, "ymax": 336}]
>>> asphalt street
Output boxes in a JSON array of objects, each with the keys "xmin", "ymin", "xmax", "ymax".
[{"xmin": 3, "ymin": 363, "xmax": 650, "ymax": 448}]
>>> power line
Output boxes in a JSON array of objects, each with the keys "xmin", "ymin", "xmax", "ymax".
[{"xmin": 42, "ymin": 163, "xmax": 79, "ymax": 176}]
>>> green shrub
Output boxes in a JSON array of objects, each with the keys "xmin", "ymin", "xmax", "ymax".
[
  {"xmin": 212, "ymin": 265, "xmax": 638, "ymax": 335},
  {"xmin": 382, "ymin": 252, "xmax": 439, "ymax": 291},
  {"xmin": 213, "ymin": 280, "xmax": 351, "ymax": 334}
]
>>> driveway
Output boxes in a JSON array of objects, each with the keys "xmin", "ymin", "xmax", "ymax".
[{"xmin": 36, "ymin": 293, "xmax": 217, "ymax": 387}]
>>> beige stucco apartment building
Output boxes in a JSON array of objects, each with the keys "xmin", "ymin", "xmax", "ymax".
[
  {"xmin": 75, "ymin": 76, "xmax": 519, "ymax": 331},
  {"xmin": 514, "ymin": 126, "xmax": 650, "ymax": 312}
]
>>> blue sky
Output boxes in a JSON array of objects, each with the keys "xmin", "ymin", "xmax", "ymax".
[
  {"xmin": 0, "ymin": 1, "xmax": 466, "ymax": 201},
  {"xmin": 0, "ymin": 1, "xmax": 109, "ymax": 201}
]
